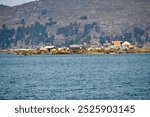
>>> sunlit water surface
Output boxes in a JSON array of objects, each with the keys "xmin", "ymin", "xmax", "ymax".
[{"xmin": 0, "ymin": 53, "xmax": 150, "ymax": 99}]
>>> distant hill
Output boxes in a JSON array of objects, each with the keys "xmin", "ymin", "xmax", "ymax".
[
  {"xmin": 0, "ymin": 0, "xmax": 150, "ymax": 49},
  {"xmin": 0, "ymin": 4, "xmax": 12, "ymax": 14},
  {"xmin": 0, "ymin": 4, "xmax": 9, "ymax": 10}
]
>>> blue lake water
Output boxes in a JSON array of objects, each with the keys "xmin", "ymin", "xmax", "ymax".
[{"xmin": 0, "ymin": 53, "xmax": 150, "ymax": 100}]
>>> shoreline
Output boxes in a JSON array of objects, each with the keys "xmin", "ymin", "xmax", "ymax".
[{"xmin": 1, "ymin": 48, "xmax": 150, "ymax": 55}]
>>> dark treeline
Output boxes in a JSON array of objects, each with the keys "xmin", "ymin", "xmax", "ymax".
[
  {"xmin": 0, "ymin": 19, "xmax": 55, "ymax": 49},
  {"xmin": 0, "ymin": 18, "xmax": 150, "ymax": 49}
]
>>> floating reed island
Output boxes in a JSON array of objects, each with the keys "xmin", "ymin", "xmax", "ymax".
[
  {"xmin": 1, "ymin": 41, "xmax": 150, "ymax": 55},
  {"xmin": 1, "ymin": 46, "xmax": 150, "ymax": 55}
]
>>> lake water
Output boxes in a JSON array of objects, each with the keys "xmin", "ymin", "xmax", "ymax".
[{"xmin": 0, "ymin": 53, "xmax": 150, "ymax": 100}]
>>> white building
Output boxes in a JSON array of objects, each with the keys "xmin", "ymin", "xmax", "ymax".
[
  {"xmin": 40, "ymin": 46, "xmax": 55, "ymax": 51},
  {"xmin": 122, "ymin": 41, "xmax": 131, "ymax": 46}
]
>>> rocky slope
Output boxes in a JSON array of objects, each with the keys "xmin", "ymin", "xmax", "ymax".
[{"xmin": 0, "ymin": 0, "xmax": 150, "ymax": 49}]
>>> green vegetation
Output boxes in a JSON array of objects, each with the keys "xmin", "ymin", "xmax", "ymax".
[
  {"xmin": 0, "ymin": 0, "xmax": 150, "ymax": 49},
  {"xmin": 0, "ymin": 19, "xmax": 150, "ymax": 49},
  {"xmin": 80, "ymin": 16, "xmax": 88, "ymax": 20}
]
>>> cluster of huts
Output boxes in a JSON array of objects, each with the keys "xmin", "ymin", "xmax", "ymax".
[
  {"xmin": 103, "ymin": 41, "xmax": 135, "ymax": 51},
  {"xmin": 36, "ymin": 40, "xmax": 135, "ymax": 54},
  {"xmin": 8, "ymin": 40, "xmax": 137, "ymax": 55}
]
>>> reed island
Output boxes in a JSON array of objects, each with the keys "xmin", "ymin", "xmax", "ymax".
[{"xmin": 1, "ymin": 41, "xmax": 150, "ymax": 55}]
